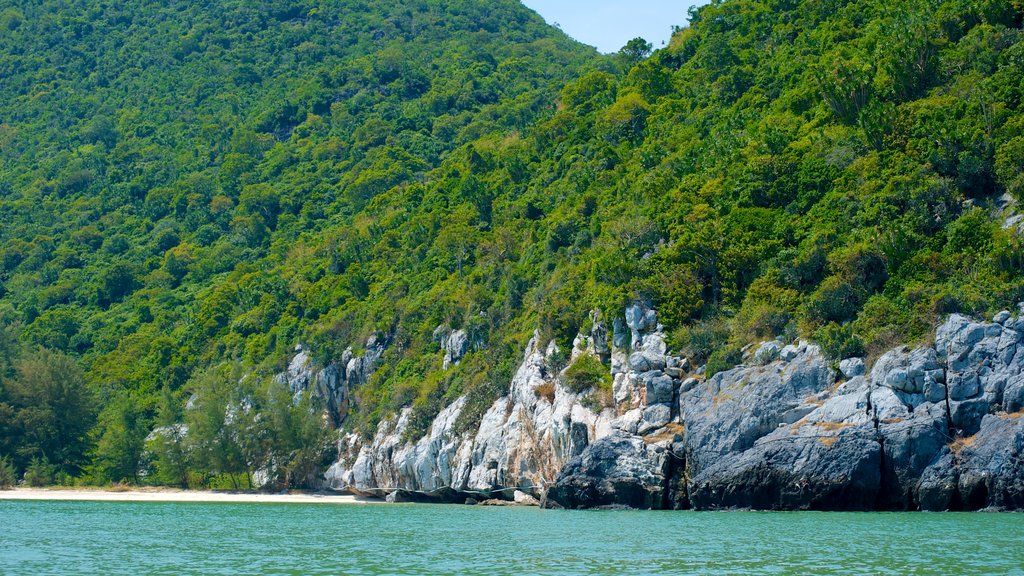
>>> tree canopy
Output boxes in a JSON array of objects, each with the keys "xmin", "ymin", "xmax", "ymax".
[{"xmin": 2, "ymin": 0, "xmax": 1024, "ymax": 484}]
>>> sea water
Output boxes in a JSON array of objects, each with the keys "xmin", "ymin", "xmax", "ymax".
[{"xmin": 1, "ymin": 500, "xmax": 1022, "ymax": 575}]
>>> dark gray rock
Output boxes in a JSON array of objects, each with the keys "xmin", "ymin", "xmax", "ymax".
[
  {"xmin": 919, "ymin": 414, "xmax": 1024, "ymax": 510},
  {"xmin": 871, "ymin": 387, "xmax": 950, "ymax": 510},
  {"xmin": 682, "ymin": 344, "xmax": 834, "ymax": 475},
  {"xmin": 689, "ymin": 432, "xmax": 881, "ymax": 510},
  {"xmin": 642, "ymin": 371, "xmax": 675, "ymax": 405},
  {"xmin": 688, "ymin": 379, "xmax": 880, "ymax": 511},
  {"xmin": 638, "ymin": 404, "xmax": 671, "ymax": 434},
  {"xmin": 917, "ymin": 450, "xmax": 959, "ymax": 511},
  {"xmin": 1005, "ymin": 373, "xmax": 1024, "ymax": 413},
  {"xmin": 957, "ymin": 414, "xmax": 1024, "ymax": 510},
  {"xmin": 947, "ymin": 370, "xmax": 980, "ymax": 401},
  {"xmin": 629, "ymin": 352, "xmax": 666, "ymax": 373},
  {"xmin": 544, "ymin": 434, "xmax": 670, "ymax": 510},
  {"xmin": 949, "ymin": 398, "xmax": 994, "ymax": 435},
  {"xmin": 871, "ymin": 346, "xmax": 939, "ymax": 396}
]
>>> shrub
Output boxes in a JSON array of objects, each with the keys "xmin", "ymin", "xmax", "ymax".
[
  {"xmin": 0, "ymin": 456, "xmax": 16, "ymax": 489},
  {"xmin": 945, "ymin": 208, "xmax": 995, "ymax": 256},
  {"xmin": 813, "ymin": 322, "xmax": 865, "ymax": 363},
  {"xmin": 24, "ymin": 457, "xmax": 55, "ymax": 487},
  {"xmin": 580, "ymin": 387, "xmax": 613, "ymax": 413},
  {"xmin": 995, "ymin": 136, "xmax": 1024, "ymax": 201},
  {"xmin": 803, "ymin": 275, "xmax": 861, "ymax": 326},
  {"xmin": 670, "ymin": 319, "xmax": 731, "ymax": 365},
  {"xmin": 650, "ymin": 266, "xmax": 705, "ymax": 329},
  {"xmin": 734, "ymin": 272, "xmax": 800, "ymax": 340},
  {"xmin": 534, "ymin": 381, "xmax": 556, "ymax": 402},
  {"xmin": 563, "ymin": 354, "xmax": 611, "ymax": 394},
  {"xmin": 452, "ymin": 351, "xmax": 516, "ymax": 436},
  {"xmin": 706, "ymin": 346, "xmax": 743, "ymax": 378},
  {"xmin": 851, "ymin": 294, "xmax": 923, "ymax": 361},
  {"xmin": 830, "ymin": 242, "xmax": 888, "ymax": 294}
]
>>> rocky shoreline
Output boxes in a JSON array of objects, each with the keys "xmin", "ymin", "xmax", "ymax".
[{"xmin": 281, "ymin": 304, "xmax": 1024, "ymax": 511}]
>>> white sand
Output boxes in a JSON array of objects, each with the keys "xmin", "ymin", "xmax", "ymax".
[{"xmin": 0, "ymin": 487, "xmax": 378, "ymax": 505}]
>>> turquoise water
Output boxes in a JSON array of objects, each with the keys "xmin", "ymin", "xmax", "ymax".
[{"xmin": 1, "ymin": 501, "xmax": 1022, "ymax": 575}]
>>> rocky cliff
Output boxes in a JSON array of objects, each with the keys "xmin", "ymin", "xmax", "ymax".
[{"xmin": 283, "ymin": 304, "xmax": 1024, "ymax": 511}]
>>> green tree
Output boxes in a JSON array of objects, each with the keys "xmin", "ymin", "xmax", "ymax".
[
  {"xmin": 0, "ymin": 454, "xmax": 16, "ymax": 488},
  {"xmin": 6, "ymin": 349, "xmax": 96, "ymax": 476},
  {"xmin": 23, "ymin": 456, "xmax": 55, "ymax": 487},
  {"xmin": 185, "ymin": 366, "xmax": 250, "ymax": 489},
  {"xmin": 92, "ymin": 391, "xmax": 148, "ymax": 484},
  {"xmin": 619, "ymin": 37, "xmax": 653, "ymax": 67},
  {"xmin": 147, "ymin": 386, "xmax": 190, "ymax": 488}
]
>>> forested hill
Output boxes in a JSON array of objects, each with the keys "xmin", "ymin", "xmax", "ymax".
[
  {"xmin": 0, "ymin": 0, "xmax": 601, "ymax": 482},
  {"xmin": 2, "ymin": 0, "xmax": 1024, "ymax": 487}
]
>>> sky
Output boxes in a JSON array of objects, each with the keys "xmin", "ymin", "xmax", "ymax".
[{"xmin": 520, "ymin": 1, "xmax": 706, "ymax": 54}]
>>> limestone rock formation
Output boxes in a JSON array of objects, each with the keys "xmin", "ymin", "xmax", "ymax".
[
  {"xmin": 278, "ymin": 336, "xmax": 386, "ymax": 426},
  {"xmin": 306, "ymin": 304, "xmax": 1024, "ymax": 510},
  {"xmin": 543, "ymin": 434, "xmax": 672, "ymax": 509}
]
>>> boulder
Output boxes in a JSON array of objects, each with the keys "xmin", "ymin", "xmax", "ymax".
[
  {"xmin": 780, "ymin": 344, "xmax": 800, "ymax": 362},
  {"xmin": 754, "ymin": 341, "xmax": 781, "ymax": 364},
  {"xmin": 544, "ymin": 434, "xmax": 670, "ymax": 509},
  {"xmin": 688, "ymin": 378, "xmax": 880, "ymax": 511},
  {"xmin": 624, "ymin": 303, "xmax": 658, "ymax": 348},
  {"xmin": 513, "ymin": 489, "xmax": 540, "ymax": 506},
  {"xmin": 629, "ymin": 351, "xmax": 666, "ymax": 373},
  {"xmin": 919, "ymin": 414, "xmax": 1024, "ymax": 510},
  {"xmin": 839, "ymin": 357, "xmax": 865, "ymax": 379},
  {"xmin": 682, "ymin": 343, "xmax": 834, "ymax": 474},
  {"xmin": 642, "ymin": 371, "xmax": 675, "ymax": 405},
  {"xmin": 611, "ymin": 408, "xmax": 642, "ymax": 435},
  {"xmin": 637, "ymin": 404, "xmax": 671, "ymax": 435}
]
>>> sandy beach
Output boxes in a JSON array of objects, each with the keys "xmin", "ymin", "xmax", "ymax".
[{"xmin": 0, "ymin": 487, "xmax": 379, "ymax": 505}]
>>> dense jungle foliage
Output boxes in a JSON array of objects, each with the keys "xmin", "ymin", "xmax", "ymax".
[{"xmin": 2, "ymin": 0, "xmax": 1024, "ymax": 487}]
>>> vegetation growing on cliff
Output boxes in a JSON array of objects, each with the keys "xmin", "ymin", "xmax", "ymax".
[{"xmin": 2, "ymin": 0, "xmax": 1024, "ymax": 485}]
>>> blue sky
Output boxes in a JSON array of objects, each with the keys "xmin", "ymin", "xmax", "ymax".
[{"xmin": 520, "ymin": 1, "xmax": 705, "ymax": 54}]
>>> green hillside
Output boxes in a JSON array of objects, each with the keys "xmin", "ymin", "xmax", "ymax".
[{"xmin": 2, "ymin": 0, "xmax": 1024, "ymax": 487}]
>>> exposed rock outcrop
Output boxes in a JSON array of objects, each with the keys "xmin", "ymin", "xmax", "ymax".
[
  {"xmin": 544, "ymin": 434, "xmax": 673, "ymax": 509},
  {"xmin": 278, "ymin": 336, "xmax": 386, "ymax": 426},
  {"xmin": 304, "ymin": 304, "xmax": 1024, "ymax": 511},
  {"xmin": 324, "ymin": 331, "xmax": 620, "ymax": 500},
  {"xmin": 688, "ymin": 376, "xmax": 881, "ymax": 510},
  {"xmin": 918, "ymin": 413, "xmax": 1024, "ymax": 511},
  {"xmin": 685, "ymin": 310, "xmax": 1024, "ymax": 511},
  {"xmin": 320, "ymin": 303, "xmax": 688, "ymax": 504}
]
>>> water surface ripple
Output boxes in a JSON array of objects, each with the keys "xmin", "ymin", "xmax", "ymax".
[{"xmin": 1, "ymin": 501, "xmax": 1022, "ymax": 575}]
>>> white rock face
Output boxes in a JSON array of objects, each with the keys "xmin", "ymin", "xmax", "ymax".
[
  {"xmin": 278, "ymin": 336, "xmax": 386, "ymax": 426},
  {"xmin": 321, "ymin": 303, "xmax": 691, "ymax": 500},
  {"xmin": 324, "ymin": 333, "xmax": 615, "ymax": 497},
  {"xmin": 513, "ymin": 489, "xmax": 540, "ymax": 506}
]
